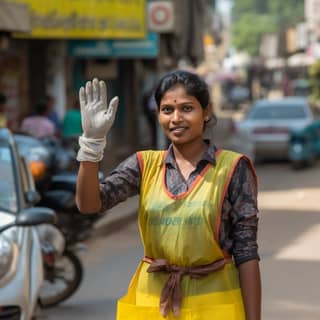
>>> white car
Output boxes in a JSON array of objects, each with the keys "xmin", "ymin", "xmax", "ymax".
[
  {"xmin": 0, "ymin": 128, "xmax": 55, "ymax": 320},
  {"xmin": 229, "ymin": 97, "xmax": 315, "ymax": 162}
]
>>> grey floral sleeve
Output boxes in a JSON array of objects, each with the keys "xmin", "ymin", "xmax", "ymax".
[
  {"xmin": 219, "ymin": 157, "xmax": 260, "ymax": 266},
  {"xmin": 99, "ymin": 153, "xmax": 141, "ymax": 212}
]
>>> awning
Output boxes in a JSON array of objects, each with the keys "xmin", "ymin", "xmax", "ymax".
[
  {"xmin": 287, "ymin": 53, "xmax": 316, "ymax": 67},
  {"xmin": 0, "ymin": 1, "xmax": 30, "ymax": 33}
]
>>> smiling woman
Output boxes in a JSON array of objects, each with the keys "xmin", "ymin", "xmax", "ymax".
[{"xmin": 76, "ymin": 70, "xmax": 261, "ymax": 320}]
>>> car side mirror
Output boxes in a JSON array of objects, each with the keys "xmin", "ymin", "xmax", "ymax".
[
  {"xmin": 0, "ymin": 207, "xmax": 57, "ymax": 233},
  {"xmin": 16, "ymin": 207, "xmax": 56, "ymax": 226},
  {"xmin": 25, "ymin": 190, "xmax": 41, "ymax": 205}
]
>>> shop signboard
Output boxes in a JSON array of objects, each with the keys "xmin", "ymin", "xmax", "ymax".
[
  {"xmin": 68, "ymin": 32, "xmax": 159, "ymax": 58},
  {"xmin": 8, "ymin": 0, "xmax": 146, "ymax": 39},
  {"xmin": 0, "ymin": 1, "xmax": 30, "ymax": 33}
]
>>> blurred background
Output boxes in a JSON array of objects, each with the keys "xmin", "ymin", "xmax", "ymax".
[{"xmin": 1, "ymin": 1, "xmax": 320, "ymax": 319}]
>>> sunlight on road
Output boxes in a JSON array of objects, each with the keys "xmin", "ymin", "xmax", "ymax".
[
  {"xmin": 258, "ymin": 188, "xmax": 320, "ymax": 211},
  {"xmin": 274, "ymin": 300, "xmax": 320, "ymax": 314},
  {"xmin": 275, "ymin": 224, "xmax": 320, "ymax": 261}
]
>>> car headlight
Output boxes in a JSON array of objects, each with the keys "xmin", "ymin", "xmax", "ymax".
[{"xmin": 0, "ymin": 235, "xmax": 17, "ymax": 280}]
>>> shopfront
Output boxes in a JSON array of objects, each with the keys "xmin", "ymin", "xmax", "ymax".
[{"xmin": 0, "ymin": 0, "xmax": 30, "ymax": 131}]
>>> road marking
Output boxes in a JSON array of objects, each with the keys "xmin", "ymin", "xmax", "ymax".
[{"xmin": 275, "ymin": 224, "xmax": 320, "ymax": 261}]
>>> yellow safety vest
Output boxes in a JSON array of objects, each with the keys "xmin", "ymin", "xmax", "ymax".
[{"xmin": 117, "ymin": 149, "xmax": 252, "ymax": 320}]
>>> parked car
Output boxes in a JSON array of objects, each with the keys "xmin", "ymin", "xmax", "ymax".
[
  {"xmin": 227, "ymin": 85, "xmax": 250, "ymax": 109},
  {"xmin": 230, "ymin": 97, "xmax": 315, "ymax": 162},
  {"xmin": 0, "ymin": 128, "xmax": 56, "ymax": 320}
]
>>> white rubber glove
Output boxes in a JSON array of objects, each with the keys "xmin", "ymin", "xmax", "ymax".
[{"xmin": 77, "ymin": 78, "xmax": 119, "ymax": 162}]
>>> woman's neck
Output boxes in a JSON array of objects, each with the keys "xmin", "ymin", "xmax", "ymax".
[{"xmin": 172, "ymin": 140, "xmax": 208, "ymax": 166}]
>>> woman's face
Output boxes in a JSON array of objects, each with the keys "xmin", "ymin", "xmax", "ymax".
[{"xmin": 158, "ymin": 85, "xmax": 209, "ymax": 146}]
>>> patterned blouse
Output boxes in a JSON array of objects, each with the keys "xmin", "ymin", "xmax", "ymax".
[{"xmin": 99, "ymin": 142, "xmax": 260, "ymax": 267}]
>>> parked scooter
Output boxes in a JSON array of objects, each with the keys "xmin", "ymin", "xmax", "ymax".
[
  {"xmin": 14, "ymin": 134, "xmax": 89, "ymax": 307},
  {"xmin": 0, "ymin": 127, "xmax": 58, "ymax": 319},
  {"xmin": 289, "ymin": 119, "xmax": 320, "ymax": 169},
  {"xmin": 0, "ymin": 208, "xmax": 56, "ymax": 319}
]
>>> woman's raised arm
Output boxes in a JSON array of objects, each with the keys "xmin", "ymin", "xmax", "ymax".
[{"xmin": 75, "ymin": 78, "xmax": 118, "ymax": 213}]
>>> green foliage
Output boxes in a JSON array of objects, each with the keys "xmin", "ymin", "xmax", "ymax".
[
  {"xmin": 267, "ymin": 0, "xmax": 305, "ymax": 26},
  {"xmin": 233, "ymin": 0, "xmax": 256, "ymax": 16},
  {"xmin": 309, "ymin": 61, "xmax": 320, "ymax": 102},
  {"xmin": 232, "ymin": 0, "xmax": 305, "ymax": 55},
  {"xmin": 232, "ymin": 14, "xmax": 277, "ymax": 55}
]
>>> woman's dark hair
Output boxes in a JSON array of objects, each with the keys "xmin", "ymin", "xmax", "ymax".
[
  {"xmin": 34, "ymin": 100, "xmax": 49, "ymax": 115},
  {"xmin": 154, "ymin": 70, "xmax": 210, "ymax": 110}
]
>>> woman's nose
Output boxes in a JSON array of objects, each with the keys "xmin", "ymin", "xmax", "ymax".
[{"xmin": 172, "ymin": 110, "xmax": 182, "ymax": 121}]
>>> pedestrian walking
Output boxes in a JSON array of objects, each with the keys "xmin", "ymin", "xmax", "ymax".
[
  {"xmin": 62, "ymin": 99, "xmax": 82, "ymax": 151},
  {"xmin": 76, "ymin": 70, "xmax": 261, "ymax": 320},
  {"xmin": 20, "ymin": 99, "xmax": 56, "ymax": 138}
]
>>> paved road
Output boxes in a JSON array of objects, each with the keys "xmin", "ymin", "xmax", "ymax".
[{"xmin": 44, "ymin": 161, "xmax": 320, "ymax": 320}]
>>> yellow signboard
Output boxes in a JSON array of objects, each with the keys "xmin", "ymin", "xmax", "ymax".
[{"xmin": 10, "ymin": 0, "xmax": 146, "ymax": 39}]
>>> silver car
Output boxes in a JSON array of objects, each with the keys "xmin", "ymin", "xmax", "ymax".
[
  {"xmin": 0, "ymin": 128, "xmax": 55, "ymax": 320},
  {"xmin": 230, "ymin": 97, "xmax": 315, "ymax": 162}
]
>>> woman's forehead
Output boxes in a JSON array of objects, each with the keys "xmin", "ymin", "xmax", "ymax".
[
  {"xmin": 160, "ymin": 89, "xmax": 200, "ymax": 107},
  {"xmin": 162, "ymin": 85, "xmax": 193, "ymax": 99}
]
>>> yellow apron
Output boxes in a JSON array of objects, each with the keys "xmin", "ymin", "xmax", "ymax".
[{"xmin": 117, "ymin": 149, "xmax": 247, "ymax": 320}]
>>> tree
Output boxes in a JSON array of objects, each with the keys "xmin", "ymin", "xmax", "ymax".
[
  {"xmin": 309, "ymin": 61, "xmax": 320, "ymax": 103},
  {"xmin": 231, "ymin": 0, "xmax": 304, "ymax": 56},
  {"xmin": 232, "ymin": 14, "xmax": 276, "ymax": 55}
]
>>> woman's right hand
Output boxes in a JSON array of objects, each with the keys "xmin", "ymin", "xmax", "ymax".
[{"xmin": 79, "ymin": 78, "xmax": 119, "ymax": 139}]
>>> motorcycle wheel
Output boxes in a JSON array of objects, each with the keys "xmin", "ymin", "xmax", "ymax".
[{"xmin": 39, "ymin": 250, "xmax": 83, "ymax": 308}]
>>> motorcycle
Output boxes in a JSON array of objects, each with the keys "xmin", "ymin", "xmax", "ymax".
[
  {"xmin": 37, "ymin": 223, "xmax": 84, "ymax": 308},
  {"xmin": 14, "ymin": 134, "xmax": 90, "ymax": 307},
  {"xmin": 15, "ymin": 134, "xmax": 103, "ymax": 243}
]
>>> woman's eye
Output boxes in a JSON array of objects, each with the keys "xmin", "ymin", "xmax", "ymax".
[
  {"xmin": 161, "ymin": 106, "xmax": 172, "ymax": 114},
  {"xmin": 183, "ymin": 105, "xmax": 193, "ymax": 112}
]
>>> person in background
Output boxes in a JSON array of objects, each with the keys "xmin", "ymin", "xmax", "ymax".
[
  {"xmin": 62, "ymin": 99, "xmax": 82, "ymax": 150},
  {"xmin": 46, "ymin": 94, "xmax": 62, "ymax": 136},
  {"xmin": 20, "ymin": 99, "xmax": 56, "ymax": 138},
  {"xmin": 142, "ymin": 88, "xmax": 158, "ymax": 149},
  {"xmin": 0, "ymin": 93, "xmax": 8, "ymax": 128},
  {"xmin": 76, "ymin": 71, "xmax": 261, "ymax": 320}
]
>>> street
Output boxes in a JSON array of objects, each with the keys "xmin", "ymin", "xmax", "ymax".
[{"xmin": 44, "ymin": 161, "xmax": 320, "ymax": 320}]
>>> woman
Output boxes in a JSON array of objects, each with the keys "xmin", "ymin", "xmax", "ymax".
[{"xmin": 76, "ymin": 70, "xmax": 261, "ymax": 320}]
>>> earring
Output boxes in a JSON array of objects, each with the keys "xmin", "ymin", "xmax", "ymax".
[{"xmin": 205, "ymin": 116, "xmax": 210, "ymax": 122}]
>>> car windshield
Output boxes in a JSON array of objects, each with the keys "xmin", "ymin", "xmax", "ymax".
[
  {"xmin": 0, "ymin": 144, "xmax": 18, "ymax": 213},
  {"xmin": 249, "ymin": 104, "xmax": 308, "ymax": 120}
]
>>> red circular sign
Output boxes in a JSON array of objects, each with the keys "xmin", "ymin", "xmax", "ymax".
[{"xmin": 150, "ymin": 4, "xmax": 170, "ymax": 26}]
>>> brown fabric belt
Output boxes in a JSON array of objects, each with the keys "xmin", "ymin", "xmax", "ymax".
[{"xmin": 142, "ymin": 256, "xmax": 229, "ymax": 318}]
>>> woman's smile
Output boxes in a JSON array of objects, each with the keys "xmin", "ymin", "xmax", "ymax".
[{"xmin": 170, "ymin": 126, "xmax": 188, "ymax": 133}]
